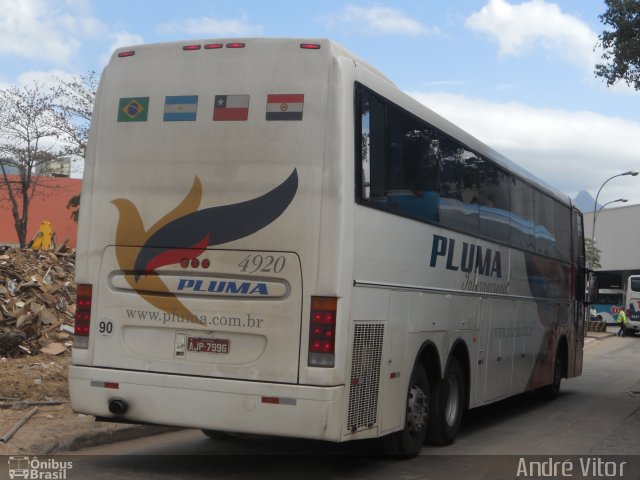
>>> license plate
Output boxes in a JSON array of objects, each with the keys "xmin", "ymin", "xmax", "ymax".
[{"xmin": 187, "ymin": 337, "xmax": 230, "ymax": 354}]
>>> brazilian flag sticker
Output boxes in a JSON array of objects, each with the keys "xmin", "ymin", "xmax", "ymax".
[{"xmin": 118, "ymin": 97, "xmax": 149, "ymax": 122}]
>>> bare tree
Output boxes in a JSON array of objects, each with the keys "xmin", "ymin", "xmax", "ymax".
[
  {"xmin": 0, "ymin": 82, "xmax": 65, "ymax": 247},
  {"xmin": 51, "ymin": 71, "xmax": 98, "ymax": 221},
  {"xmin": 51, "ymin": 70, "xmax": 97, "ymax": 160}
]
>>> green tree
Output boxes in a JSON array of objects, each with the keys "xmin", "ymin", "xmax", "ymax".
[
  {"xmin": 595, "ymin": 0, "xmax": 640, "ymax": 89},
  {"xmin": 585, "ymin": 238, "xmax": 603, "ymax": 271}
]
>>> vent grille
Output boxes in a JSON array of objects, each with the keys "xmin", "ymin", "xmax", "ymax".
[{"xmin": 346, "ymin": 323, "xmax": 384, "ymax": 434}]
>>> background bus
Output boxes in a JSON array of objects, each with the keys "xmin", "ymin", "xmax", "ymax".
[
  {"xmin": 70, "ymin": 38, "xmax": 585, "ymax": 458},
  {"xmin": 624, "ymin": 275, "xmax": 640, "ymax": 335},
  {"xmin": 591, "ymin": 288, "xmax": 624, "ymax": 325}
]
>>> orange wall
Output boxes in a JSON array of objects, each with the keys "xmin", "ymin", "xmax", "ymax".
[{"xmin": 0, "ymin": 176, "xmax": 82, "ymax": 248}]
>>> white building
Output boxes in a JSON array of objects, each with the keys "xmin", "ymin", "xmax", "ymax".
[{"xmin": 582, "ymin": 203, "xmax": 640, "ymax": 287}]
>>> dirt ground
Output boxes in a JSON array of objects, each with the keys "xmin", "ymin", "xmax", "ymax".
[{"xmin": 0, "ymin": 352, "xmax": 142, "ymax": 455}]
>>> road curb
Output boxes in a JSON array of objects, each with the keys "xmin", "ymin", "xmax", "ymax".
[
  {"xmin": 47, "ymin": 424, "xmax": 180, "ymax": 454},
  {"xmin": 584, "ymin": 332, "xmax": 616, "ymax": 348}
]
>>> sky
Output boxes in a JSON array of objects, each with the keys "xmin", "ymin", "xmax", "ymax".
[{"xmin": 1, "ymin": 0, "xmax": 639, "ymax": 209}]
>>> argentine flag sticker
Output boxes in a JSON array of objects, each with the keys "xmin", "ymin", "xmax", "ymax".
[{"xmin": 163, "ymin": 95, "xmax": 198, "ymax": 121}]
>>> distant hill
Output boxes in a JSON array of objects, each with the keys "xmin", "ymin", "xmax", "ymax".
[{"xmin": 573, "ymin": 190, "xmax": 599, "ymax": 212}]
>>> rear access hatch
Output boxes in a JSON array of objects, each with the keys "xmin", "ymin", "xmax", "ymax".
[{"xmin": 91, "ymin": 247, "xmax": 302, "ymax": 383}]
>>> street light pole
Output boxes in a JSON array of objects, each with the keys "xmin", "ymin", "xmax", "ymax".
[
  {"xmin": 592, "ymin": 170, "xmax": 639, "ymax": 241},
  {"xmin": 592, "ymin": 198, "xmax": 628, "ymax": 241}
]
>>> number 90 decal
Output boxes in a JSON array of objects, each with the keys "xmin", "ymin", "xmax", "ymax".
[{"xmin": 98, "ymin": 319, "xmax": 114, "ymax": 337}]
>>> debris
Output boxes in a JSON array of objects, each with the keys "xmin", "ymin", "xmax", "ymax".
[
  {"xmin": 40, "ymin": 342, "xmax": 67, "ymax": 356},
  {"xmin": 0, "ymin": 248, "xmax": 76, "ymax": 357},
  {"xmin": 0, "ymin": 406, "xmax": 38, "ymax": 443},
  {"xmin": 0, "ymin": 332, "xmax": 25, "ymax": 355}
]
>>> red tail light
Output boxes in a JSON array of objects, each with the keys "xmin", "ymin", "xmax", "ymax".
[
  {"xmin": 118, "ymin": 51, "xmax": 135, "ymax": 58},
  {"xmin": 182, "ymin": 44, "xmax": 201, "ymax": 51},
  {"xmin": 226, "ymin": 42, "xmax": 245, "ymax": 48},
  {"xmin": 308, "ymin": 296, "xmax": 337, "ymax": 367},
  {"xmin": 300, "ymin": 43, "xmax": 321, "ymax": 50},
  {"xmin": 74, "ymin": 284, "xmax": 92, "ymax": 349}
]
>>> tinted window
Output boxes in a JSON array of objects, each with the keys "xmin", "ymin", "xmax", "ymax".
[
  {"xmin": 553, "ymin": 203, "xmax": 572, "ymax": 262},
  {"xmin": 359, "ymin": 92, "xmax": 386, "ymax": 199},
  {"xmin": 355, "ymin": 84, "xmax": 574, "ymax": 264},
  {"xmin": 510, "ymin": 178, "xmax": 535, "ymax": 251},
  {"xmin": 439, "ymin": 147, "xmax": 479, "ymax": 236},
  {"xmin": 534, "ymin": 191, "xmax": 556, "ymax": 257},
  {"xmin": 478, "ymin": 160, "xmax": 510, "ymax": 243},
  {"xmin": 383, "ymin": 103, "xmax": 440, "ymax": 222}
]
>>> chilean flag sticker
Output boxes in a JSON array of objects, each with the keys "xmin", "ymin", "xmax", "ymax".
[
  {"xmin": 266, "ymin": 94, "xmax": 304, "ymax": 121},
  {"xmin": 214, "ymin": 95, "xmax": 249, "ymax": 121}
]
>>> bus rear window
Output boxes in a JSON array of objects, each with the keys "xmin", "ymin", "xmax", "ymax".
[{"xmin": 631, "ymin": 278, "xmax": 640, "ymax": 292}]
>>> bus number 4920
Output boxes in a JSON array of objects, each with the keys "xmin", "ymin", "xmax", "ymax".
[{"xmin": 238, "ymin": 254, "xmax": 286, "ymax": 273}]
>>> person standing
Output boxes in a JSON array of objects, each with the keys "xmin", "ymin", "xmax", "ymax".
[{"xmin": 617, "ymin": 308, "xmax": 628, "ymax": 337}]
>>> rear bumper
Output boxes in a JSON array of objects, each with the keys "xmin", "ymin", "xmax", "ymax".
[{"xmin": 69, "ymin": 365, "xmax": 345, "ymax": 442}]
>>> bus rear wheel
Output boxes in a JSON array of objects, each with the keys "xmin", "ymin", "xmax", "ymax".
[
  {"xmin": 201, "ymin": 430, "xmax": 241, "ymax": 440},
  {"xmin": 427, "ymin": 357, "xmax": 465, "ymax": 446},
  {"xmin": 383, "ymin": 363, "xmax": 429, "ymax": 458},
  {"xmin": 537, "ymin": 351, "xmax": 564, "ymax": 401}
]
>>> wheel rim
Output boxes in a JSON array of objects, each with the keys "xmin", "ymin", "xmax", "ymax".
[
  {"xmin": 407, "ymin": 383, "xmax": 428, "ymax": 435},
  {"xmin": 444, "ymin": 374, "xmax": 461, "ymax": 427}
]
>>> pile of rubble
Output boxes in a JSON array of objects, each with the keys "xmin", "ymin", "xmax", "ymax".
[{"xmin": 0, "ymin": 247, "xmax": 76, "ymax": 358}]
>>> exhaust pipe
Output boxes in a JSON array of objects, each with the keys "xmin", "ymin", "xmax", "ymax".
[{"xmin": 108, "ymin": 398, "xmax": 129, "ymax": 415}]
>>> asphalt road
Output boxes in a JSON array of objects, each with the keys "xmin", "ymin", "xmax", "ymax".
[{"xmin": 53, "ymin": 335, "xmax": 640, "ymax": 479}]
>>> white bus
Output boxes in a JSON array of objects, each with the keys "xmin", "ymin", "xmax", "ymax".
[
  {"xmin": 70, "ymin": 38, "xmax": 586, "ymax": 457},
  {"xmin": 624, "ymin": 275, "xmax": 640, "ymax": 335}
]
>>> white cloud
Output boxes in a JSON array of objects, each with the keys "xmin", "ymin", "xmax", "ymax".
[
  {"xmin": 466, "ymin": 0, "xmax": 600, "ymax": 72},
  {"xmin": 0, "ymin": 0, "xmax": 136, "ymax": 69},
  {"xmin": 325, "ymin": 5, "xmax": 436, "ymax": 36},
  {"xmin": 157, "ymin": 15, "xmax": 263, "ymax": 37},
  {"xmin": 408, "ymin": 91, "xmax": 640, "ymax": 204},
  {"xmin": 0, "ymin": 0, "xmax": 80, "ymax": 64},
  {"xmin": 100, "ymin": 31, "xmax": 145, "ymax": 65},
  {"xmin": 17, "ymin": 69, "xmax": 74, "ymax": 88}
]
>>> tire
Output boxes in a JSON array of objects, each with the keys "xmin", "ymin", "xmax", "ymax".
[
  {"xmin": 427, "ymin": 357, "xmax": 465, "ymax": 446},
  {"xmin": 383, "ymin": 363, "xmax": 430, "ymax": 458},
  {"xmin": 201, "ymin": 430, "xmax": 239, "ymax": 440},
  {"xmin": 537, "ymin": 351, "xmax": 564, "ymax": 401}
]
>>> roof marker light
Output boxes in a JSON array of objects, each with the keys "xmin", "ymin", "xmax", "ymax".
[
  {"xmin": 300, "ymin": 43, "xmax": 321, "ymax": 50},
  {"xmin": 226, "ymin": 42, "xmax": 246, "ymax": 48},
  {"xmin": 183, "ymin": 45, "xmax": 202, "ymax": 51},
  {"xmin": 118, "ymin": 51, "xmax": 135, "ymax": 58},
  {"xmin": 204, "ymin": 43, "xmax": 223, "ymax": 49}
]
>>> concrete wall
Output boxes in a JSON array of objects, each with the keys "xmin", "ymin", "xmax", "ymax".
[{"xmin": 0, "ymin": 175, "xmax": 82, "ymax": 247}]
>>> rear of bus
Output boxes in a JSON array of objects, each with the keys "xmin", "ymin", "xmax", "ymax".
[
  {"xmin": 69, "ymin": 39, "xmax": 355, "ymax": 441},
  {"xmin": 625, "ymin": 275, "xmax": 640, "ymax": 334}
]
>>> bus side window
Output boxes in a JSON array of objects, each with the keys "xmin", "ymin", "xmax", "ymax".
[{"xmin": 359, "ymin": 91, "xmax": 385, "ymax": 200}]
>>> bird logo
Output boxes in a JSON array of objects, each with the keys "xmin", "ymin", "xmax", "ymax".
[{"xmin": 112, "ymin": 170, "xmax": 298, "ymax": 324}]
